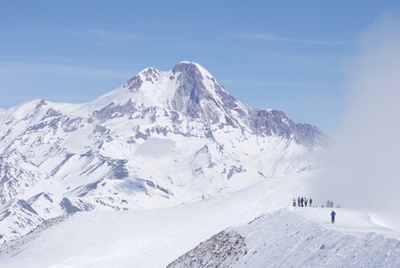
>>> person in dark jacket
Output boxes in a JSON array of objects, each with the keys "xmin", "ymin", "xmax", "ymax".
[{"xmin": 331, "ymin": 210, "xmax": 336, "ymax": 223}]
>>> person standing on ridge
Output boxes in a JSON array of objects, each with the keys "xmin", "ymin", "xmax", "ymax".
[
  {"xmin": 304, "ymin": 197, "xmax": 308, "ymax": 207},
  {"xmin": 331, "ymin": 210, "xmax": 336, "ymax": 223},
  {"xmin": 309, "ymin": 198, "xmax": 313, "ymax": 207},
  {"xmin": 293, "ymin": 197, "xmax": 296, "ymax": 207}
]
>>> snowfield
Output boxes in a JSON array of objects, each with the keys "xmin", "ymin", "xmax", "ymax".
[{"xmin": 1, "ymin": 171, "xmax": 399, "ymax": 268}]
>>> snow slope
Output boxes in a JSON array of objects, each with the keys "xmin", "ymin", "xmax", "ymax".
[{"xmin": 1, "ymin": 171, "xmax": 399, "ymax": 268}]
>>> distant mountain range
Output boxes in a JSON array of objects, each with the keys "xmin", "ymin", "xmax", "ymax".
[{"xmin": 0, "ymin": 61, "xmax": 328, "ymax": 243}]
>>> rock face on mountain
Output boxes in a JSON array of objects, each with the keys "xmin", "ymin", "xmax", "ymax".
[{"xmin": 0, "ymin": 61, "xmax": 328, "ymax": 243}]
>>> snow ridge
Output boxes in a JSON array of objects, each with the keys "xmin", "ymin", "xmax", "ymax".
[{"xmin": 168, "ymin": 209, "xmax": 400, "ymax": 267}]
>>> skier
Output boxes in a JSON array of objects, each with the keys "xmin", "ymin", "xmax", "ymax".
[
  {"xmin": 304, "ymin": 197, "xmax": 308, "ymax": 207},
  {"xmin": 309, "ymin": 198, "xmax": 313, "ymax": 207},
  {"xmin": 331, "ymin": 210, "xmax": 336, "ymax": 223},
  {"xmin": 300, "ymin": 197, "xmax": 304, "ymax": 207},
  {"xmin": 293, "ymin": 197, "xmax": 297, "ymax": 207}
]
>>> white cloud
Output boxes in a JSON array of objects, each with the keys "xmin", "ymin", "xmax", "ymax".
[
  {"xmin": 312, "ymin": 12, "xmax": 400, "ymax": 230},
  {"xmin": 242, "ymin": 33, "xmax": 348, "ymax": 46},
  {"xmin": 63, "ymin": 29, "xmax": 144, "ymax": 43},
  {"xmin": 0, "ymin": 62, "xmax": 133, "ymax": 79}
]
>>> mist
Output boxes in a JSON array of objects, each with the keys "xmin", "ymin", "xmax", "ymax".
[{"xmin": 311, "ymin": 13, "xmax": 400, "ymax": 229}]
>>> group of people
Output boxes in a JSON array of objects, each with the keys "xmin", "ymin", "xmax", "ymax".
[
  {"xmin": 292, "ymin": 197, "xmax": 337, "ymax": 223},
  {"xmin": 292, "ymin": 197, "xmax": 312, "ymax": 207}
]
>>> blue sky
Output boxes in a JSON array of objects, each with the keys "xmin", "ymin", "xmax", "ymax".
[{"xmin": 1, "ymin": 1, "xmax": 399, "ymax": 134}]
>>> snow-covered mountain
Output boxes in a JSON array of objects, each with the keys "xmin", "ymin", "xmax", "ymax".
[
  {"xmin": 1, "ymin": 61, "xmax": 399, "ymax": 267},
  {"xmin": 0, "ymin": 61, "xmax": 327, "ymax": 243}
]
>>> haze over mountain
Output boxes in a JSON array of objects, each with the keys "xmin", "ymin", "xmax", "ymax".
[{"xmin": 0, "ymin": 61, "xmax": 327, "ymax": 244}]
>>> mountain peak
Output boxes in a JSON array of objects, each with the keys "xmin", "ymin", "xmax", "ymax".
[
  {"xmin": 123, "ymin": 61, "xmax": 211, "ymax": 93},
  {"xmin": 123, "ymin": 67, "xmax": 160, "ymax": 92},
  {"xmin": 91, "ymin": 61, "xmax": 327, "ymax": 145},
  {"xmin": 138, "ymin": 67, "xmax": 162, "ymax": 83},
  {"xmin": 172, "ymin": 61, "xmax": 212, "ymax": 78},
  {"xmin": 108, "ymin": 61, "xmax": 234, "ymax": 117}
]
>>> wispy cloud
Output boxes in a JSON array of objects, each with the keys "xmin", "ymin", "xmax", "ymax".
[
  {"xmin": 0, "ymin": 62, "xmax": 133, "ymax": 79},
  {"xmin": 241, "ymin": 33, "xmax": 348, "ymax": 46},
  {"xmin": 63, "ymin": 29, "xmax": 145, "ymax": 43},
  {"xmin": 223, "ymin": 79, "xmax": 338, "ymax": 90},
  {"xmin": 0, "ymin": 60, "xmax": 136, "ymax": 107}
]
